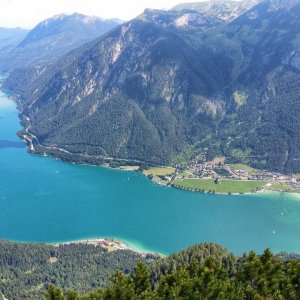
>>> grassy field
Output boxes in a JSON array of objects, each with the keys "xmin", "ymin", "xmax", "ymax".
[
  {"xmin": 119, "ymin": 166, "xmax": 140, "ymax": 171},
  {"xmin": 228, "ymin": 163, "xmax": 259, "ymax": 175},
  {"xmin": 177, "ymin": 170, "xmax": 194, "ymax": 179},
  {"xmin": 173, "ymin": 178, "xmax": 266, "ymax": 194},
  {"xmin": 264, "ymin": 182, "xmax": 291, "ymax": 192},
  {"xmin": 143, "ymin": 167, "xmax": 176, "ymax": 176}
]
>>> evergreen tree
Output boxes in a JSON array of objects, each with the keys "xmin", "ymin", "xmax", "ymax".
[
  {"xmin": 131, "ymin": 260, "xmax": 151, "ymax": 298},
  {"xmin": 104, "ymin": 271, "xmax": 135, "ymax": 300},
  {"xmin": 45, "ymin": 285, "xmax": 65, "ymax": 300},
  {"xmin": 66, "ymin": 290, "xmax": 80, "ymax": 300}
]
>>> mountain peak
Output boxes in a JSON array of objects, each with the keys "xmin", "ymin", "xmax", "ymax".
[
  {"xmin": 68, "ymin": 12, "xmax": 107, "ymax": 23},
  {"xmin": 173, "ymin": 0, "xmax": 261, "ymax": 20},
  {"xmin": 17, "ymin": 13, "xmax": 120, "ymax": 48},
  {"xmin": 0, "ymin": 13, "xmax": 120, "ymax": 71},
  {"xmin": 139, "ymin": 8, "xmax": 223, "ymax": 32},
  {"xmin": 39, "ymin": 13, "xmax": 105, "ymax": 27}
]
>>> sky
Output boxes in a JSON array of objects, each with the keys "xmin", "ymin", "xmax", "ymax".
[{"xmin": 0, "ymin": 0, "xmax": 199, "ymax": 29}]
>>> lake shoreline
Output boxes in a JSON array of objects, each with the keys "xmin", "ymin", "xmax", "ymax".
[
  {"xmin": 14, "ymin": 110, "xmax": 299, "ymax": 197},
  {"xmin": 2, "ymin": 86, "xmax": 300, "ymax": 255},
  {"xmin": 50, "ymin": 237, "xmax": 164, "ymax": 257},
  {"xmin": 18, "ymin": 129, "xmax": 300, "ymax": 197},
  {"xmin": 1, "ymin": 85, "xmax": 297, "ymax": 197},
  {"xmin": 0, "ymin": 236, "xmax": 164, "ymax": 256},
  {"xmin": 171, "ymin": 182, "xmax": 300, "ymax": 196}
]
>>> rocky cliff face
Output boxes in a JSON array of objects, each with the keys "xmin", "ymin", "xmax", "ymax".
[
  {"xmin": 173, "ymin": 0, "xmax": 261, "ymax": 20},
  {"xmin": 17, "ymin": 18, "xmax": 230, "ymax": 164},
  {"xmin": 139, "ymin": 8, "xmax": 223, "ymax": 32}
]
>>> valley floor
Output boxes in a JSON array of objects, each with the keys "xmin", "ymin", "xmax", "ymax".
[
  {"xmin": 16, "ymin": 106, "xmax": 300, "ymax": 196},
  {"xmin": 141, "ymin": 161, "xmax": 300, "ymax": 195}
]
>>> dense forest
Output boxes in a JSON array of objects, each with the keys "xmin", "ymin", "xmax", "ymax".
[
  {"xmin": 1, "ymin": 241, "xmax": 300, "ymax": 299},
  {"xmin": 0, "ymin": 240, "xmax": 157, "ymax": 299},
  {"xmin": 45, "ymin": 244, "xmax": 300, "ymax": 299}
]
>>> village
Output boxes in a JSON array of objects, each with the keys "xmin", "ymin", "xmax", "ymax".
[
  {"xmin": 188, "ymin": 155, "xmax": 300, "ymax": 186},
  {"xmin": 143, "ymin": 155, "xmax": 300, "ymax": 194}
]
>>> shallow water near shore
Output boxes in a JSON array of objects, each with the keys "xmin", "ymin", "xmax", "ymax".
[{"xmin": 1, "ymin": 89, "xmax": 300, "ymax": 255}]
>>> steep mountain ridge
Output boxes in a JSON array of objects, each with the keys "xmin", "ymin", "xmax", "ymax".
[
  {"xmin": 17, "ymin": 13, "xmax": 119, "ymax": 48},
  {"xmin": 173, "ymin": 0, "xmax": 261, "ymax": 20},
  {"xmin": 15, "ymin": 19, "xmax": 231, "ymax": 164},
  {"xmin": 217, "ymin": 0, "xmax": 300, "ymax": 172},
  {"xmin": 4, "ymin": 0, "xmax": 300, "ymax": 173},
  {"xmin": 138, "ymin": 8, "xmax": 224, "ymax": 33}
]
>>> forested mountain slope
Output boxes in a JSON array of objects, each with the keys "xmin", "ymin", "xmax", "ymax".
[
  {"xmin": 78, "ymin": 247, "xmax": 300, "ymax": 299},
  {"xmin": 3, "ymin": 0, "xmax": 300, "ymax": 173},
  {"xmin": 217, "ymin": 0, "xmax": 300, "ymax": 172},
  {"xmin": 1, "ymin": 240, "xmax": 298, "ymax": 300},
  {"xmin": 0, "ymin": 240, "xmax": 157, "ymax": 299}
]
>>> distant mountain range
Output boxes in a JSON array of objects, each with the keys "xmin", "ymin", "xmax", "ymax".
[
  {"xmin": 0, "ymin": 13, "xmax": 121, "ymax": 72},
  {"xmin": 0, "ymin": 27, "xmax": 29, "ymax": 63},
  {"xmin": 2, "ymin": 0, "xmax": 300, "ymax": 173}
]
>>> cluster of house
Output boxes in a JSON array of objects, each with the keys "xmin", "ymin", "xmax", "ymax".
[
  {"xmin": 187, "ymin": 155, "xmax": 300, "ymax": 187},
  {"xmin": 188, "ymin": 155, "xmax": 226, "ymax": 178}
]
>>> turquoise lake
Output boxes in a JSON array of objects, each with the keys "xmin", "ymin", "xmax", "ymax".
[{"xmin": 0, "ymin": 89, "xmax": 300, "ymax": 255}]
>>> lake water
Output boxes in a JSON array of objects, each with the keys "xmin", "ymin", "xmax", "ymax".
[{"xmin": 0, "ymin": 89, "xmax": 300, "ymax": 255}]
